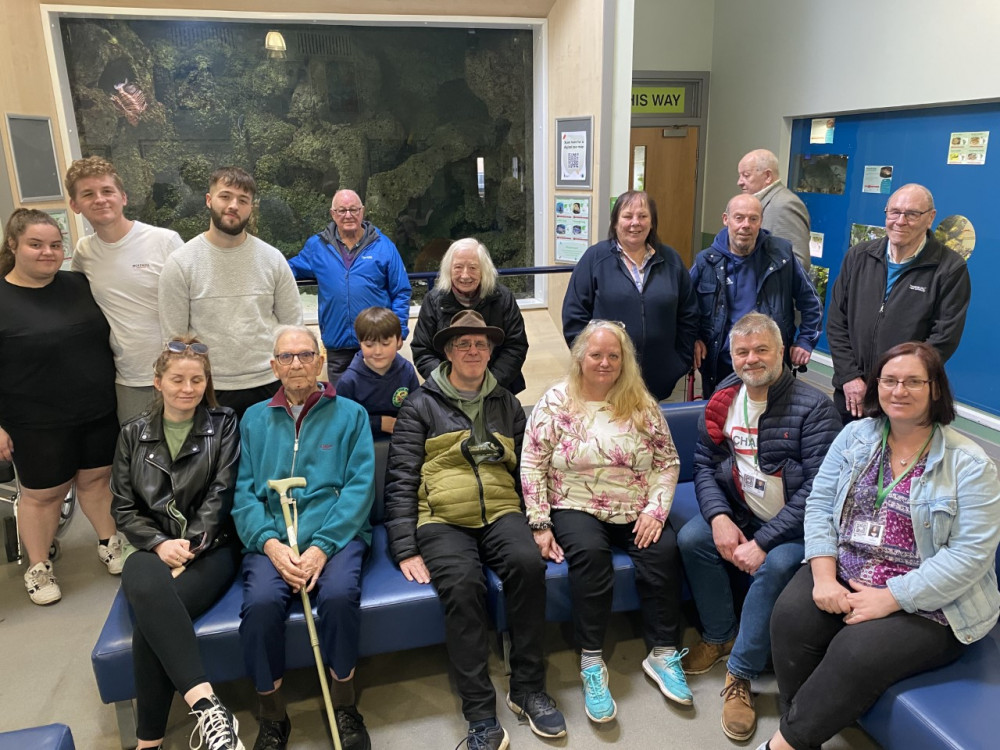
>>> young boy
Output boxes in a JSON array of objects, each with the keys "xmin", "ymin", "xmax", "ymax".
[{"xmin": 336, "ymin": 306, "xmax": 420, "ymax": 437}]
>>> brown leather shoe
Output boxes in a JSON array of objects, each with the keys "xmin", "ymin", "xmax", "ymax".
[
  {"xmin": 681, "ymin": 638, "xmax": 735, "ymax": 674},
  {"xmin": 720, "ymin": 671, "xmax": 756, "ymax": 741}
]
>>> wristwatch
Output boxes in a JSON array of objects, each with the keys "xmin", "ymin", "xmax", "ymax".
[{"xmin": 529, "ymin": 521, "xmax": 553, "ymax": 531}]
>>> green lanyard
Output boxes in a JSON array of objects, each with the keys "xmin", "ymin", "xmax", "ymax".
[
  {"xmin": 875, "ymin": 421, "xmax": 935, "ymax": 511},
  {"xmin": 743, "ymin": 391, "xmax": 759, "ymax": 468}
]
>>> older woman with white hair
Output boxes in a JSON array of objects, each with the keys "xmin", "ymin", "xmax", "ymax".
[{"xmin": 411, "ymin": 237, "xmax": 529, "ymax": 394}]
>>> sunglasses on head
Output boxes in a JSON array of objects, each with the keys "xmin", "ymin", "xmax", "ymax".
[{"xmin": 166, "ymin": 340, "xmax": 209, "ymax": 355}]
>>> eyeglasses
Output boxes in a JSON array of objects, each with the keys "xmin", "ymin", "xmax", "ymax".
[
  {"xmin": 274, "ymin": 351, "xmax": 318, "ymax": 365},
  {"xmin": 593, "ymin": 319, "xmax": 626, "ymax": 330},
  {"xmin": 166, "ymin": 340, "xmax": 208, "ymax": 355},
  {"xmin": 452, "ymin": 341, "xmax": 491, "ymax": 352},
  {"xmin": 332, "ymin": 207, "xmax": 363, "ymax": 216},
  {"xmin": 884, "ymin": 208, "xmax": 932, "ymax": 222},
  {"xmin": 877, "ymin": 376, "xmax": 932, "ymax": 391}
]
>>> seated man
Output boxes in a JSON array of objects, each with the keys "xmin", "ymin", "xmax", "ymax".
[
  {"xmin": 385, "ymin": 310, "xmax": 566, "ymax": 749},
  {"xmin": 676, "ymin": 313, "xmax": 840, "ymax": 742},
  {"xmin": 232, "ymin": 325, "xmax": 375, "ymax": 750}
]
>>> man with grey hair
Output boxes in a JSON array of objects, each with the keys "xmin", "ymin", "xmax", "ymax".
[
  {"xmin": 233, "ymin": 324, "xmax": 375, "ymax": 750},
  {"xmin": 290, "ymin": 189, "xmax": 411, "ymax": 385},
  {"xmin": 737, "ymin": 148, "xmax": 811, "ymax": 269},
  {"xmin": 827, "ymin": 182, "xmax": 970, "ymax": 423},
  {"xmin": 677, "ymin": 312, "xmax": 840, "ymax": 743}
]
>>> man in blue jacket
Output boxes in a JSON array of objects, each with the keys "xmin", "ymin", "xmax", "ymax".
[
  {"xmin": 289, "ymin": 189, "xmax": 412, "ymax": 385},
  {"xmin": 676, "ymin": 313, "xmax": 841, "ymax": 743},
  {"xmin": 233, "ymin": 325, "xmax": 375, "ymax": 750},
  {"xmin": 690, "ymin": 194, "xmax": 822, "ymax": 397}
]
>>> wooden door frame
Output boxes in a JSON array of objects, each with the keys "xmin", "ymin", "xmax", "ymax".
[{"xmin": 631, "ymin": 71, "xmax": 710, "ymax": 259}]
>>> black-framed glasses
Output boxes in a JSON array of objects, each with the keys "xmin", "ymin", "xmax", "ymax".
[
  {"xmin": 166, "ymin": 340, "xmax": 208, "ymax": 355},
  {"xmin": 453, "ymin": 340, "xmax": 491, "ymax": 352},
  {"xmin": 332, "ymin": 207, "xmax": 363, "ymax": 216},
  {"xmin": 884, "ymin": 208, "xmax": 932, "ymax": 222},
  {"xmin": 877, "ymin": 376, "xmax": 932, "ymax": 391},
  {"xmin": 274, "ymin": 351, "xmax": 318, "ymax": 365}
]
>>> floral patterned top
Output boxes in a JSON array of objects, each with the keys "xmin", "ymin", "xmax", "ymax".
[{"xmin": 521, "ymin": 383, "xmax": 680, "ymax": 524}]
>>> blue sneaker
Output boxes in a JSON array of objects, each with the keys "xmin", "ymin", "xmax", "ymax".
[
  {"xmin": 580, "ymin": 664, "xmax": 617, "ymax": 723},
  {"xmin": 643, "ymin": 648, "xmax": 693, "ymax": 706},
  {"xmin": 457, "ymin": 719, "xmax": 509, "ymax": 750},
  {"xmin": 506, "ymin": 691, "xmax": 567, "ymax": 738}
]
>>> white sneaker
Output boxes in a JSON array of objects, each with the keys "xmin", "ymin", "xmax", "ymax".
[
  {"xmin": 98, "ymin": 534, "xmax": 125, "ymax": 575},
  {"xmin": 24, "ymin": 560, "xmax": 62, "ymax": 605}
]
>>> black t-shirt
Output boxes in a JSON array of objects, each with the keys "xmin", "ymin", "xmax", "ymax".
[{"xmin": 0, "ymin": 271, "xmax": 116, "ymax": 428}]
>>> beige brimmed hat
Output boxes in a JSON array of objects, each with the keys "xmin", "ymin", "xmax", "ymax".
[{"xmin": 432, "ymin": 310, "xmax": 505, "ymax": 354}]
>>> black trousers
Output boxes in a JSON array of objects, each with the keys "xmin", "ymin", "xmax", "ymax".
[
  {"xmin": 771, "ymin": 565, "xmax": 964, "ymax": 750},
  {"xmin": 216, "ymin": 380, "xmax": 281, "ymax": 421},
  {"xmin": 552, "ymin": 509, "xmax": 683, "ymax": 652},
  {"xmin": 417, "ymin": 513, "xmax": 546, "ymax": 721},
  {"xmin": 120, "ymin": 543, "xmax": 240, "ymax": 741}
]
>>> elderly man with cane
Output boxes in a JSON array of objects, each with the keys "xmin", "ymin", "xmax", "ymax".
[{"xmin": 233, "ymin": 325, "xmax": 375, "ymax": 750}]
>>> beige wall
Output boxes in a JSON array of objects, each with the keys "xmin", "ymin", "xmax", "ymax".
[{"xmin": 633, "ymin": 0, "xmax": 714, "ymax": 71}]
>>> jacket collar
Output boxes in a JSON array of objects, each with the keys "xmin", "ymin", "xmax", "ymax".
[
  {"xmin": 267, "ymin": 381, "xmax": 336, "ymax": 428},
  {"xmin": 139, "ymin": 403, "xmax": 217, "ymax": 443},
  {"xmin": 864, "ymin": 231, "xmax": 944, "ymax": 266},
  {"xmin": 846, "ymin": 416, "xmax": 948, "ymax": 473},
  {"xmin": 704, "ymin": 367, "xmax": 794, "ymax": 444}
]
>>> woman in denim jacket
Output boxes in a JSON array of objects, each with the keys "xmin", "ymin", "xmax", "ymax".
[{"xmin": 759, "ymin": 341, "xmax": 1000, "ymax": 750}]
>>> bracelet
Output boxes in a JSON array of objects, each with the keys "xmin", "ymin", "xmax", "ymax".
[{"xmin": 529, "ymin": 521, "xmax": 553, "ymax": 531}]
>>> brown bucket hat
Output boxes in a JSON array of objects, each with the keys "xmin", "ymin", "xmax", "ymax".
[{"xmin": 432, "ymin": 310, "xmax": 505, "ymax": 354}]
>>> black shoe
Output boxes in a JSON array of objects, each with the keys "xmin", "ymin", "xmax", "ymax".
[
  {"xmin": 334, "ymin": 706, "xmax": 371, "ymax": 750},
  {"xmin": 456, "ymin": 719, "xmax": 509, "ymax": 750},
  {"xmin": 189, "ymin": 695, "xmax": 244, "ymax": 750},
  {"xmin": 506, "ymin": 691, "xmax": 567, "ymax": 738},
  {"xmin": 252, "ymin": 715, "xmax": 291, "ymax": 750}
]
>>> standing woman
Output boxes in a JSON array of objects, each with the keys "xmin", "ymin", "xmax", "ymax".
[
  {"xmin": 521, "ymin": 320, "xmax": 691, "ymax": 723},
  {"xmin": 411, "ymin": 237, "xmax": 529, "ymax": 394},
  {"xmin": 761, "ymin": 342, "xmax": 1000, "ymax": 750},
  {"xmin": 112, "ymin": 337, "xmax": 243, "ymax": 750},
  {"xmin": 0, "ymin": 208, "xmax": 122, "ymax": 605},
  {"xmin": 562, "ymin": 191, "xmax": 699, "ymax": 401}
]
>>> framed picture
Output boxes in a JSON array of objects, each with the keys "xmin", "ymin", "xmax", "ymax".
[
  {"xmin": 556, "ymin": 116, "xmax": 593, "ymax": 189},
  {"xmin": 4, "ymin": 114, "xmax": 63, "ymax": 202}
]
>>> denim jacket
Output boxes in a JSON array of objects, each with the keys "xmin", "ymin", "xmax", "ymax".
[{"xmin": 804, "ymin": 418, "xmax": 1000, "ymax": 643}]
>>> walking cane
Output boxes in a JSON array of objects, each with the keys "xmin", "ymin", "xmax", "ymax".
[{"xmin": 267, "ymin": 477, "xmax": 343, "ymax": 750}]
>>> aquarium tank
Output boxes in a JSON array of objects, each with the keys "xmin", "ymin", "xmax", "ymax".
[{"xmin": 58, "ymin": 17, "xmax": 536, "ymax": 299}]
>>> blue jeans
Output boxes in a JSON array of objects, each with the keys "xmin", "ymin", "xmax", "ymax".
[{"xmin": 677, "ymin": 513, "xmax": 804, "ymax": 679}]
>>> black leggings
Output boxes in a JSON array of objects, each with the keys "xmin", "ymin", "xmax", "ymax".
[
  {"xmin": 771, "ymin": 565, "xmax": 964, "ymax": 750},
  {"xmin": 120, "ymin": 543, "xmax": 239, "ymax": 740}
]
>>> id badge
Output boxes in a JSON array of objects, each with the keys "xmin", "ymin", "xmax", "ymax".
[
  {"xmin": 850, "ymin": 519, "xmax": 885, "ymax": 547},
  {"xmin": 740, "ymin": 467, "xmax": 767, "ymax": 499}
]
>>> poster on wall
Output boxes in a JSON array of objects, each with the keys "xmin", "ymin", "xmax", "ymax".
[
  {"xmin": 947, "ymin": 131, "xmax": 988, "ymax": 165},
  {"xmin": 862, "ymin": 165, "xmax": 893, "ymax": 194},
  {"xmin": 555, "ymin": 196, "xmax": 590, "ymax": 263},
  {"xmin": 809, "ymin": 231, "xmax": 824, "ymax": 259},
  {"xmin": 810, "ymin": 118, "xmax": 835, "ymax": 144},
  {"xmin": 556, "ymin": 117, "xmax": 594, "ymax": 189}
]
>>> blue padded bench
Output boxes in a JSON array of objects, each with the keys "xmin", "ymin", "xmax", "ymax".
[
  {"xmin": 92, "ymin": 439, "xmax": 446, "ymax": 748},
  {"xmin": 858, "ymin": 547, "xmax": 1000, "ymax": 750},
  {"xmin": 0, "ymin": 724, "xmax": 75, "ymax": 750},
  {"xmin": 486, "ymin": 400, "xmax": 707, "ymax": 632}
]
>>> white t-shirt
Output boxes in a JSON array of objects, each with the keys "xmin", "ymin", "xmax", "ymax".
[
  {"xmin": 72, "ymin": 221, "xmax": 183, "ymax": 386},
  {"xmin": 723, "ymin": 384, "xmax": 786, "ymax": 521}
]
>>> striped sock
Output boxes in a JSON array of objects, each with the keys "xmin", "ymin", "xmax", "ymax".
[
  {"xmin": 581, "ymin": 649, "xmax": 604, "ymax": 671},
  {"xmin": 652, "ymin": 646, "xmax": 677, "ymax": 658}
]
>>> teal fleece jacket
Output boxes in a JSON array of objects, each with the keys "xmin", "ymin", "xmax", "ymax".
[{"xmin": 232, "ymin": 382, "xmax": 375, "ymax": 557}]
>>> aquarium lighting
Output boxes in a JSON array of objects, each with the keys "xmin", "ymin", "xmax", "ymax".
[{"xmin": 265, "ymin": 30, "xmax": 287, "ymax": 59}]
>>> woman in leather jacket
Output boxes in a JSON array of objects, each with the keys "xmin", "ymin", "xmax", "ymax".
[{"xmin": 111, "ymin": 337, "xmax": 244, "ymax": 750}]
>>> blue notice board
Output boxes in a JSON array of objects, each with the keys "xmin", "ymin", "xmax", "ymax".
[{"xmin": 790, "ymin": 103, "xmax": 999, "ymax": 417}]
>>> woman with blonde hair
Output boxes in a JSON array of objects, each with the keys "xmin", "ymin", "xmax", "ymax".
[
  {"xmin": 521, "ymin": 319, "xmax": 691, "ymax": 724},
  {"xmin": 411, "ymin": 237, "xmax": 529, "ymax": 393}
]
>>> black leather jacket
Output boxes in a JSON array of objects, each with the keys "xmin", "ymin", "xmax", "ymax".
[{"xmin": 111, "ymin": 405, "xmax": 240, "ymax": 553}]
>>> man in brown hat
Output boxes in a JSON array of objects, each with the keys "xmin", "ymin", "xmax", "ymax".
[{"xmin": 385, "ymin": 310, "xmax": 565, "ymax": 749}]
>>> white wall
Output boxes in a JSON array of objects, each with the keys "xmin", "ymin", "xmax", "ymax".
[
  {"xmin": 633, "ymin": 0, "xmax": 714, "ymax": 71},
  {"xmin": 704, "ymin": 0, "xmax": 1000, "ymax": 229}
]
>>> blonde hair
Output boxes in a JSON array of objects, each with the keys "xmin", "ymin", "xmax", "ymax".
[
  {"xmin": 566, "ymin": 320, "xmax": 658, "ymax": 433},
  {"xmin": 435, "ymin": 237, "xmax": 498, "ymax": 297}
]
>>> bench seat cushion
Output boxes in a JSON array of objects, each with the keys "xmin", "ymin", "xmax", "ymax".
[{"xmin": 0, "ymin": 724, "xmax": 75, "ymax": 750}]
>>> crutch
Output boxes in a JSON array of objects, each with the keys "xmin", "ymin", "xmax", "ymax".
[{"xmin": 267, "ymin": 477, "xmax": 342, "ymax": 750}]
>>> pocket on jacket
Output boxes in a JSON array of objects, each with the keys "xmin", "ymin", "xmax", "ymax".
[{"xmin": 927, "ymin": 495, "xmax": 958, "ymax": 547}]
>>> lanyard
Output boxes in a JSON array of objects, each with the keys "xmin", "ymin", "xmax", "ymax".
[
  {"xmin": 875, "ymin": 421, "xmax": 934, "ymax": 511},
  {"xmin": 742, "ymin": 390, "xmax": 759, "ymax": 468}
]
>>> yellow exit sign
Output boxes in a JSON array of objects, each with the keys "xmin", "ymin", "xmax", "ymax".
[{"xmin": 631, "ymin": 86, "xmax": 685, "ymax": 114}]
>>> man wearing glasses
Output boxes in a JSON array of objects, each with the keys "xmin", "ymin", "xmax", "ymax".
[
  {"xmin": 233, "ymin": 325, "xmax": 375, "ymax": 750},
  {"xmin": 827, "ymin": 183, "xmax": 971, "ymax": 423},
  {"xmin": 289, "ymin": 189, "xmax": 411, "ymax": 385}
]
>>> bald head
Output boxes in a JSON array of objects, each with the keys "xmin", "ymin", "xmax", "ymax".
[
  {"xmin": 330, "ymin": 189, "xmax": 365, "ymax": 242},
  {"xmin": 737, "ymin": 149, "xmax": 780, "ymax": 194},
  {"xmin": 723, "ymin": 194, "xmax": 763, "ymax": 256}
]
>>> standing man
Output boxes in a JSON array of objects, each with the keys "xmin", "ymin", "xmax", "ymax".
[
  {"xmin": 677, "ymin": 313, "xmax": 841, "ymax": 743},
  {"xmin": 159, "ymin": 167, "xmax": 302, "ymax": 418},
  {"xmin": 289, "ymin": 189, "xmax": 411, "ymax": 385},
  {"xmin": 827, "ymin": 183, "xmax": 970, "ymax": 423},
  {"xmin": 737, "ymin": 149, "xmax": 811, "ymax": 270},
  {"xmin": 233, "ymin": 325, "xmax": 374, "ymax": 750},
  {"xmin": 66, "ymin": 156, "xmax": 183, "ymax": 423},
  {"xmin": 386, "ymin": 311, "xmax": 566, "ymax": 750},
  {"xmin": 690, "ymin": 194, "xmax": 822, "ymax": 397}
]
